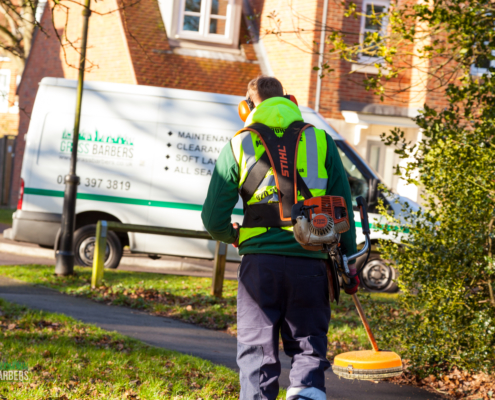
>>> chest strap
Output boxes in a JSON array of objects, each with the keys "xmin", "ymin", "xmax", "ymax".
[{"xmin": 235, "ymin": 121, "xmax": 314, "ymax": 228}]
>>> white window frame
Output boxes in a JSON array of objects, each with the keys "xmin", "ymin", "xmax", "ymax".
[
  {"xmin": 358, "ymin": 0, "xmax": 390, "ymax": 65},
  {"xmin": 176, "ymin": 0, "xmax": 237, "ymax": 45},
  {"xmin": 0, "ymin": 69, "xmax": 11, "ymax": 114},
  {"xmin": 35, "ymin": 0, "xmax": 47, "ymax": 23}
]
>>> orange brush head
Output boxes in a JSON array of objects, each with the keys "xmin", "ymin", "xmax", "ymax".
[{"xmin": 332, "ymin": 350, "xmax": 403, "ymax": 380}]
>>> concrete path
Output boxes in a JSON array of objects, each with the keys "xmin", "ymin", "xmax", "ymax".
[{"xmin": 0, "ymin": 276, "xmax": 440, "ymax": 399}]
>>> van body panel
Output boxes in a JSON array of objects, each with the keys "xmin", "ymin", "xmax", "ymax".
[{"xmin": 11, "ymin": 210, "xmax": 60, "ymax": 246}]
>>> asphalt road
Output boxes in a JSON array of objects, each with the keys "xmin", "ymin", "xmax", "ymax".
[
  {"xmin": 0, "ymin": 276, "xmax": 441, "ymax": 400},
  {"xmin": 0, "ymin": 225, "xmax": 239, "ymax": 279}
]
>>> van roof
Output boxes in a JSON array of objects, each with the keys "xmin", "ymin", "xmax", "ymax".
[{"xmin": 40, "ymin": 78, "xmax": 343, "ymax": 140}]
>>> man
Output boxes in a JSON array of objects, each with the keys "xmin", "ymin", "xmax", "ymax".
[{"xmin": 201, "ymin": 76, "xmax": 358, "ymax": 400}]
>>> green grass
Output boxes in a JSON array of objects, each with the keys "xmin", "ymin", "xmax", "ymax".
[
  {"xmin": 0, "ymin": 298, "xmax": 244, "ymax": 399},
  {"xmin": 0, "ymin": 265, "xmax": 398, "ymax": 359},
  {"xmin": 0, "ymin": 208, "xmax": 14, "ymax": 225}
]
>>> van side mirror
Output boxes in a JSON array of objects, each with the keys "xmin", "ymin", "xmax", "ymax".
[{"xmin": 368, "ymin": 178, "xmax": 378, "ymax": 207}]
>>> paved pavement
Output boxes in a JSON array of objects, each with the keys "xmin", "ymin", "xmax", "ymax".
[{"xmin": 0, "ymin": 276, "xmax": 441, "ymax": 399}]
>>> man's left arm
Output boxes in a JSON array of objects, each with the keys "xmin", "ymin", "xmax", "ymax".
[
  {"xmin": 201, "ymin": 142, "xmax": 240, "ymax": 243},
  {"xmin": 324, "ymin": 135, "xmax": 358, "ymax": 260}
]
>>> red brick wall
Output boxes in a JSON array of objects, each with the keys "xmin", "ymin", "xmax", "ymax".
[
  {"xmin": 250, "ymin": 0, "xmax": 321, "ymax": 107},
  {"xmin": 252, "ymin": 0, "xmax": 420, "ymax": 118},
  {"xmin": 12, "ymin": 0, "xmax": 136, "ymax": 206}
]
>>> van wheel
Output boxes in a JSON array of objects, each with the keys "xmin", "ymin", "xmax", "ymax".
[
  {"xmin": 73, "ymin": 224, "xmax": 123, "ymax": 269},
  {"xmin": 358, "ymin": 255, "xmax": 398, "ymax": 293}
]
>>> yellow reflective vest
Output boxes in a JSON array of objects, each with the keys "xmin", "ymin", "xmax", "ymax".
[{"xmin": 231, "ymin": 124, "xmax": 329, "ymax": 244}]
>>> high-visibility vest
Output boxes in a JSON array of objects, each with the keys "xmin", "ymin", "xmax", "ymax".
[{"xmin": 231, "ymin": 121, "xmax": 329, "ymax": 244}]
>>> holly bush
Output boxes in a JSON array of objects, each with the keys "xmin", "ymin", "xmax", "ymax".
[{"xmin": 367, "ymin": 76, "xmax": 495, "ymax": 376}]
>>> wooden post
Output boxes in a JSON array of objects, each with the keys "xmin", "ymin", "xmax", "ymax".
[
  {"xmin": 91, "ymin": 220, "xmax": 107, "ymax": 289},
  {"xmin": 212, "ymin": 241, "xmax": 227, "ymax": 298}
]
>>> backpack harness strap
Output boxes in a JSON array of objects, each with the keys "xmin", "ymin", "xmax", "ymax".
[{"xmin": 234, "ymin": 121, "xmax": 314, "ymax": 228}]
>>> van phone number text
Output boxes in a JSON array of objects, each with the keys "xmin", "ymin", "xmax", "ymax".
[{"xmin": 57, "ymin": 176, "xmax": 131, "ymax": 191}]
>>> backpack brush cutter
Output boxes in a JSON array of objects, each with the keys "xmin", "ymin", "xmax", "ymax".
[{"xmin": 292, "ymin": 195, "xmax": 403, "ymax": 380}]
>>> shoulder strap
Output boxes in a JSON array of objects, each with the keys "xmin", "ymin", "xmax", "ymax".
[
  {"xmin": 237, "ymin": 121, "xmax": 313, "ymax": 225},
  {"xmin": 240, "ymin": 154, "xmax": 313, "ymax": 203},
  {"xmin": 239, "ymin": 152, "xmax": 270, "ymax": 202}
]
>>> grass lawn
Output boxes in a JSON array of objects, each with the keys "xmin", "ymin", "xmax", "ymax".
[
  {"xmin": 0, "ymin": 298, "xmax": 246, "ymax": 399},
  {"xmin": 0, "ymin": 265, "xmax": 398, "ymax": 359},
  {"xmin": 0, "ymin": 208, "xmax": 14, "ymax": 226}
]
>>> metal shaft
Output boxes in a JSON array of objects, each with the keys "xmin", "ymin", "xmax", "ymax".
[
  {"xmin": 55, "ymin": 0, "xmax": 91, "ymax": 276},
  {"xmin": 342, "ymin": 268, "xmax": 379, "ymax": 352},
  {"xmin": 352, "ymin": 293, "xmax": 379, "ymax": 352}
]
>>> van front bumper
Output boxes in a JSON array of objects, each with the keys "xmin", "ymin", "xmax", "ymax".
[{"xmin": 10, "ymin": 210, "xmax": 61, "ymax": 247}]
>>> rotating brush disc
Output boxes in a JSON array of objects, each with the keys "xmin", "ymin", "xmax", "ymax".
[{"xmin": 332, "ymin": 350, "xmax": 403, "ymax": 380}]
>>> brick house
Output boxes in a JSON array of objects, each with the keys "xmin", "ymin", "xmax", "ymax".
[
  {"xmin": 11, "ymin": 0, "xmax": 455, "ymax": 206},
  {"xmin": 0, "ymin": 53, "xmax": 20, "ymax": 206}
]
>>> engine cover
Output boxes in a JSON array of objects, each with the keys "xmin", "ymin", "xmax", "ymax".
[
  {"xmin": 291, "ymin": 196, "xmax": 350, "ymax": 251},
  {"xmin": 293, "ymin": 214, "xmax": 340, "ymax": 251}
]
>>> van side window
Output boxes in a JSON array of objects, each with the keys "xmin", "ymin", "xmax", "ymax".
[{"xmin": 337, "ymin": 147, "xmax": 369, "ymax": 207}]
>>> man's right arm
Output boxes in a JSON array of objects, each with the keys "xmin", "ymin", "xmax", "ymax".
[{"xmin": 201, "ymin": 142, "xmax": 240, "ymax": 243}]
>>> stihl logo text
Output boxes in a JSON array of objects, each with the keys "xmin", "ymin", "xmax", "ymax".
[{"xmin": 278, "ymin": 145, "xmax": 289, "ymax": 177}]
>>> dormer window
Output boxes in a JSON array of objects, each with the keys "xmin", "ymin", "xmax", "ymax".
[{"xmin": 177, "ymin": 0, "xmax": 238, "ymax": 45}]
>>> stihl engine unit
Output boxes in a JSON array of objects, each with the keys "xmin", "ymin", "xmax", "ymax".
[{"xmin": 291, "ymin": 196, "xmax": 350, "ymax": 252}]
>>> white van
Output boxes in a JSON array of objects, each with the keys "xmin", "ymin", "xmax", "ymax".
[{"xmin": 8, "ymin": 78, "xmax": 417, "ymax": 292}]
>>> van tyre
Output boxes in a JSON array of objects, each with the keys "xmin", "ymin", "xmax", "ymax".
[
  {"xmin": 358, "ymin": 255, "xmax": 398, "ymax": 293},
  {"xmin": 73, "ymin": 224, "xmax": 123, "ymax": 269}
]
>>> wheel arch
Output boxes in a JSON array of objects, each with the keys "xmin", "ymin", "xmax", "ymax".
[
  {"xmin": 54, "ymin": 211, "xmax": 130, "ymax": 253},
  {"xmin": 75, "ymin": 211, "xmax": 129, "ymax": 248}
]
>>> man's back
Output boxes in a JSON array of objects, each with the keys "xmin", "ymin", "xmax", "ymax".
[{"xmin": 201, "ymin": 96, "xmax": 357, "ymax": 259}]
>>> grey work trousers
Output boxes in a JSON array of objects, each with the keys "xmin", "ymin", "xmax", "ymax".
[{"xmin": 237, "ymin": 254, "xmax": 331, "ymax": 400}]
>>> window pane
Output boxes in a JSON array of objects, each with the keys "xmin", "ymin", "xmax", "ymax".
[
  {"xmin": 185, "ymin": 0, "xmax": 201, "ymax": 13},
  {"xmin": 337, "ymin": 147, "xmax": 369, "ymax": 206},
  {"xmin": 365, "ymin": 4, "xmax": 386, "ymax": 31},
  {"xmin": 209, "ymin": 18, "xmax": 226, "ymax": 34},
  {"xmin": 369, "ymin": 145, "xmax": 381, "ymax": 172},
  {"xmin": 184, "ymin": 15, "xmax": 200, "ymax": 31},
  {"xmin": 475, "ymin": 54, "xmax": 491, "ymax": 70},
  {"xmin": 211, "ymin": 0, "xmax": 228, "ymax": 16},
  {"xmin": 362, "ymin": 31, "xmax": 382, "ymax": 56}
]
